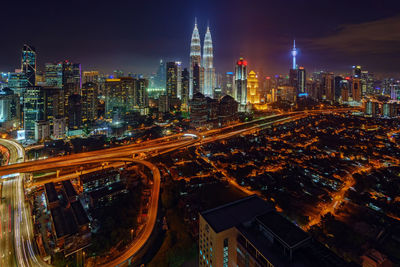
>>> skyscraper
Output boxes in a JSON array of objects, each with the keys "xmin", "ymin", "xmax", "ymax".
[
  {"xmin": 154, "ymin": 60, "xmax": 166, "ymax": 90},
  {"xmin": 297, "ymin": 67, "xmax": 306, "ymax": 95},
  {"xmin": 24, "ymin": 86, "xmax": 45, "ymax": 139},
  {"xmin": 322, "ymin": 72, "xmax": 335, "ymax": 101},
  {"xmin": 81, "ymin": 82, "xmax": 98, "ymax": 124},
  {"xmin": 8, "ymin": 72, "xmax": 28, "ymax": 97},
  {"xmin": 134, "ymin": 78, "xmax": 149, "ymax": 114},
  {"xmin": 352, "ymin": 78, "xmax": 361, "ymax": 102},
  {"xmin": 222, "ymin": 72, "xmax": 234, "ymax": 97},
  {"xmin": 202, "ymin": 25, "xmax": 215, "ymax": 97},
  {"xmin": 21, "ymin": 44, "xmax": 36, "ymax": 86},
  {"xmin": 352, "ymin": 65, "xmax": 361, "ymax": 78},
  {"xmin": 181, "ymin": 68, "xmax": 190, "ymax": 108},
  {"xmin": 62, "ymin": 61, "xmax": 82, "ymax": 120},
  {"xmin": 0, "ymin": 88, "xmax": 20, "ymax": 125},
  {"xmin": 291, "ymin": 40, "xmax": 297, "ymax": 70},
  {"xmin": 176, "ymin": 61, "xmax": 182, "ymax": 99},
  {"xmin": 45, "ymin": 62, "xmax": 63, "ymax": 88},
  {"xmin": 83, "ymin": 71, "xmax": 99, "ymax": 84},
  {"xmin": 235, "ymin": 57, "xmax": 248, "ymax": 106},
  {"xmin": 190, "ymin": 18, "xmax": 201, "ymax": 98},
  {"xmin": 166, "ymin": 62, "xmax": 179, "ymax": 99},
  {"xmin": 247, "ymin": 70, "xmax": 260, "ymax": 104},
  {"xmin": 68, "ymin": 93, "xmax": 82, "ymax": 129}
]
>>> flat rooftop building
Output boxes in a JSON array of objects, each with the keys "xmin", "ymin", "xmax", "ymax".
[{"xmin": 199, "ymin": 195, "xmax": 350, "ymax": 267}]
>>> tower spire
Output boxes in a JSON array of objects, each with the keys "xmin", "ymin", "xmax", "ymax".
[
  {"xmin": 190, "ymin": 18, "xmax": 201, "ymax": 98},
  {"xmin": 291, "ymin": 39, "xmax": 298, "ymax": 70}
]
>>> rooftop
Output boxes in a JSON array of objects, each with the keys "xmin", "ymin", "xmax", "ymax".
[
  {"xmin": 256, "ymin": 211, "xmax": 310, "ymax": 248},
  {"xmin": 71, "ymin": 201, "xmax": 90, "ymax": 226},
  {"xmin": 200, "ymin": 195, "xmax": 273, "ymax": 233},
  {"xmin": 44, "ymin": 183, "xmax": 58, "ymax": 203},
  {"xmin": 62, "ymin": 180, "xmax": 77, "ymax": 199}
]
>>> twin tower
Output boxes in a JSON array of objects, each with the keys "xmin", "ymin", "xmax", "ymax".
[{"xmin": 189, "ymin": 18, "xmax": 215, "ymax": 99}]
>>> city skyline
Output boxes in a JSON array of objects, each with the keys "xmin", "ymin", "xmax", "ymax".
[
  {"xmin": 1, "ymin": 0, "xmax": 400, "ymax": 76},
  {"xmin": 1, "ymin": 1, "xmax": 400, "ymax": 266}
]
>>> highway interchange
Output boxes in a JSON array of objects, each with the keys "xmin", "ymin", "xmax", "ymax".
[{"xmin": 0, "ymin": 109, "xmax": 357, "ymax": 266}]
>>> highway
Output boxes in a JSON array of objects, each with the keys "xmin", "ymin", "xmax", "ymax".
[
  {"xmin": 0, "ymin": 108, "xmax": 358, "ymax": 266},
  {"xmin": 0, "ymin": 139, "xmax": 50, "ymax": 267}
]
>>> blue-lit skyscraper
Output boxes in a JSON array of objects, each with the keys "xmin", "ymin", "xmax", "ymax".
[
  {"xmin": 8, "ymin": 72, "xmax": 28, "ymax": 97},
  {"xmin": 190, "ymin": 18, "xmax": 201, "ymax": 98},
  {"xmin": 291, "ymin": 40, "xmax": 297, "ymax": 70},
  {"xmin": 21, "ymin": 44, "xmax": 36, "ymax": 86},
  {"xmin": 24, "ymin": 86, "xmax": 45, "ymax": 140},
  {"xmin": 202, "ymin": 25, "xmax": 215, "ymax": 97}
]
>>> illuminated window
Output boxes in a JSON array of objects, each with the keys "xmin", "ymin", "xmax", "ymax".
[{"xmin": 223, "ymin": 238, "xmax": 229, "ymax": 267}]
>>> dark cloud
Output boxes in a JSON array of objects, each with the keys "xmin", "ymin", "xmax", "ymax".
[{"xmin": 307, "ymin": 15, "xmax": 400, "ymax": 55}]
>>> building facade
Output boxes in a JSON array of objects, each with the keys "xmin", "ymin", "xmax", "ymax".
[
  {"xmin": 21, "ymin": 44, "xmax": 36, "ymax": 87},
  {"xmin": 190, "ymin": 19, "xmax": 202, "ymax": 98},
  {"xmin": 203, "ymin": 26, "xmax": 215, "ymax": 97},
  {"xmin": 247, "ymin": 70, "xmax": 260, "ymax": 104},
  {"xmin": 199, "ymin": 195, "xmax": 350, "ymax": 267},
  {"xmin": 24, "ymin": 86, "xmax": 45, "ymax": 140},
  {"xmin": 235, "ymin": 58, "xmax": 248, "ymax": 106}
]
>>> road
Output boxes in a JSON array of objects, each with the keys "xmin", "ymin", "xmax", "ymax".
[
  {"xmin": 0, "ymin": 139, "xmax": 50, "ymax": 267},
  {"xmin": 0, "ymin": 108, "xmax": 358, "ymax": 266}
]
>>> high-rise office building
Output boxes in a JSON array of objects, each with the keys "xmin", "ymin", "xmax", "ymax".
[
  {"xmin": 181, "ymin": 68, "xmax": 190, "ymax": 108},
  {"xmin": 289, "ymin": 69, "xmax": 298, "ymax": 92},
  {"xmin": 113, "ymin": 70, "xmax": 124, "ymax": 78},
  {"xmin": 81, "ymin": 82, "xmax": 98, "ymax": 124},
  {"xmin": 390, "ymin": 81, "xmax": 400, "ymax": 101},
  {"xmin": 105, "ymin": 77, "xmax": 148, "ymax": 119},
  {"xmin": 42, "ymin": 87, "xmax": 64, "ymax": 126},
  {"xmin": 360, "ymin": 70, "xmax": 375, "ymax": 95},
  {"xmin": 21, "ymin": 44, "xmax": 36, "ymax": 86},
  {"xmin": 321, "ymin": 72, "xmax": 335, "ymax": 101},
  {"xmin": 190, "ymin": 18, "xmax": 201, "ymax": 98},
  {"xmin": 166, "ymin": 62, "xmax": 179, "ymax": 98},
  {"xmin": 45, "ymin": 62, "xmax": 63, "ymax": 88},
  {"xmin": 62, "ymin": 61, "xmax": 82, "ymax": 119},
  {"xmin": 176, "ymin": 61, "xmax": 182, "ymax": 99},
  {"xmin": 352, "ymin": 78, "xmax": 361, "ymax": 102},
  {"xmin": 334, "ymin": 76, "xmax": 343, "ymax": 101},
  {"xmin": 135, "ymin": 78, "xmax": 149, "ymax": 114},
  {"xmin": 352, "ymin": 65, "xmax": 362, "ymax": 78},
  {"xmin": 0, "ymin": 88, "xmax": 20, "ymax": 126},
  {"xmin": 202, "ymin": 25, "xmax": 215, "ymax": 97},
  {"xmin": 24, "ymin": 86, "xmax": 45, "ymax": 140},
  {"xmin": 235, "ymin": 57, "xmax": 248, "ymax": 106},
  {"xmin": 83, "ymin": 71, "xmax": 99, "ymax": 84},
  {"xmin": 68, "ymin": 93, "xmax": 82, "ymax": 129},
  {"xmin": 153, "ymin": 60, "xmax": 166, "ymax": 91},
  {"xmin": 105, "ymin": 78, "xmax": 129, "ymax": 119},
  {"xmin": 222, "ymin": 72, "xmax": 234, "ymax": 97},
  {"xmin": 297, "ymin": 67, "xmax": 306, "ymax": 95},
  {"xmin": 247, "ymin": 70, "xmax": 260, "ymax": 104},
  {"xmin": 8, "ymin": 72, "xmax": 28, "ymax": 97},
  {"xmin": 62, "ymin": 61, "xmax": 81, "ymax": 92}
]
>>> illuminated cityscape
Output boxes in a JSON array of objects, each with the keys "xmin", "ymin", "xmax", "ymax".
[{"xmin": 1, "ymin": 1, "xmax": 400, "ymax": 267}]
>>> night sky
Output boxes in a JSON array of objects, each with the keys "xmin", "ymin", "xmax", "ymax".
[{"xmin": 2, "ymin": 0, "xmax": 400, "ymax": 76}]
